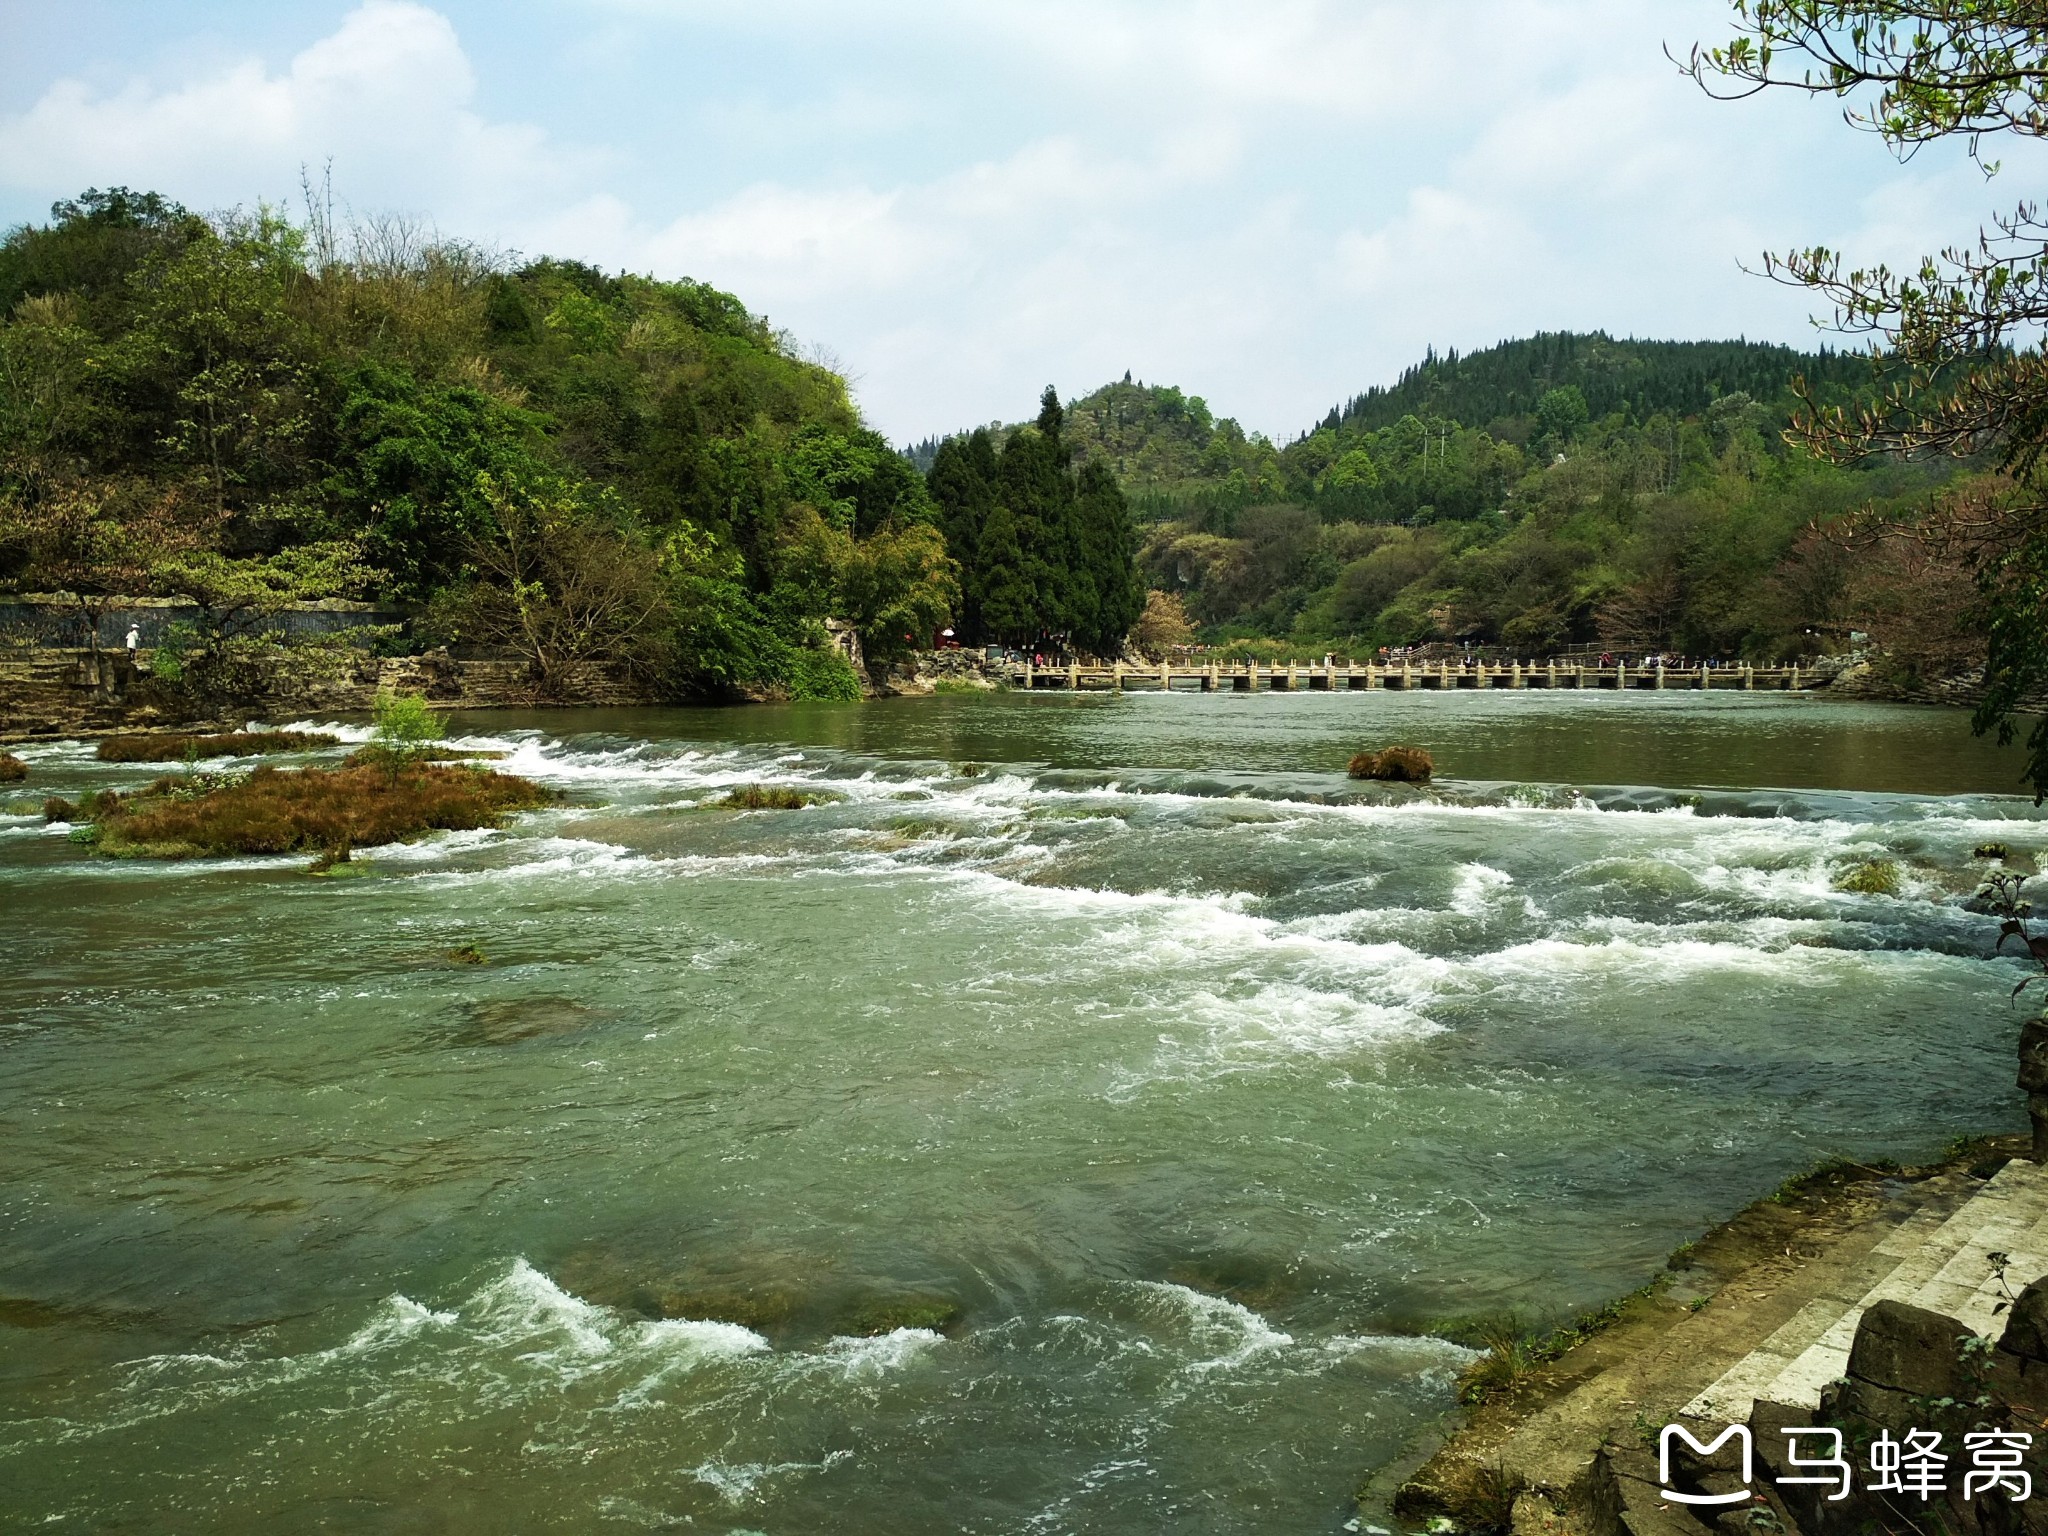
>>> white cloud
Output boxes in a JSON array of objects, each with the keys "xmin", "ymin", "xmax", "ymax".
[
  {"xmin": 1, "ymin": 0, "xmax": 2026, "ymax": 438},
  {"xmin": 0, "ymin": 0, "xmax": 584, "ymax": 229}
]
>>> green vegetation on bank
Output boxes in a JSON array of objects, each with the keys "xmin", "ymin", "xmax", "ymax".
[
  {"xmin": 0, "ymin": 187, "xmax": 956, "ymax": 699},
  {"xmin": 1003, "ymin": 337, "xmax": 1981, "ymax": 670},
  {"xmin": 917, "ymin": 334, "xmax": 1983, "ymax": 674},
  {"xmin": 0, "ymin": 186, "xmax": 2007, "ymax": 718}
]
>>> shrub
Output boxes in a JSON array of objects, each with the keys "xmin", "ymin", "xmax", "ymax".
[
  {"xmin": 1348, "ymin": 745, "xmax": 1435, "ymax": 782},
  {"xmin": 1833, "ymin": 858, "xmax": 1902, "ymax": 896},
  {"xmin": 43, "ymin": 797, "xmax": 77, "ymax": 822},
  {"xmin": 1456, "ymin": 1324, "xmax": 1540, "ymax": 1405},
  {"xmin": 89, "ymin": 763, "xmax": 554, "ymax": 859},
  {"xmin": 783, "ymin": 647, "xmax": 864, "ymax": 702},
  {"xmin": 1977, "ymin": 842, "xmax": 2012, "ymax": 861},
  {"xmin": 366, "ymin": 690, "xmax": 447, "ymax": 777},
  {"xmin": 717, "ymin": 784, "xmax": 825, "ymax": 810},
  {"xmin": 0, "ymin": 753, "xmax": 25, "ymax": 783},
  {"xmin": 96, "ymin": 731, "xmax": 337, "ymax": 763}
]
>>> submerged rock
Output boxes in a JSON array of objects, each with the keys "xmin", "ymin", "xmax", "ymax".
[
  {"xmin": 1832, "ymin": 857, "xmax": 1902, "ymax": 896},
  {"xmin": 451, "ymin": 996, "xmax": 601, "ymax": 1046},
  {"xmin": 840, "ymin": 1294, "xmax": 962, "ymax": 1337}
]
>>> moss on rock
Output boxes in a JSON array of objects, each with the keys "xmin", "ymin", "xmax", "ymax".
[
  {"xmin": 85, "ymin": 762, "xmax": 555, "ymax": 859},
  {"xmin": 1833, "ymin": 858, "xmax": 1902, "ymax": 896}
]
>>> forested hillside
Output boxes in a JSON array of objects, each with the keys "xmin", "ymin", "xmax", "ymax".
[
  {"xmin": 1323, "ymin": 332, "xmax": 1872, "ymax": 437},
  {"xmin": 920, "ymin": 333, "xmax": 1985, "ymax": 672},
  {"xmin": 0, "ymin": 189, "xmax": 1989, "ymax": 686},
  {"xmin": 0, "ymin": 188, "xmax": 959, "ymax": 698}
]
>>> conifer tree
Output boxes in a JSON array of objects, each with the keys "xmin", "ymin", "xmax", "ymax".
[
  {"xmin": 971, "ymin": 503, "xmax": 1035, "ymax": 644},
  {"xmin": 925, "ymin": 388, "xmax": 1144, "ymax": 655}
]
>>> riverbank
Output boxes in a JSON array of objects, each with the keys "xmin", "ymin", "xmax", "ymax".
[
  {"xmin": 1384, "ymin": 1132, "xmax": 2033, "ymax": 1536},
  {"xmin": 0, "ymin": 641, "xmax": 2005, "ymax": 747},
  {"xmin": 0, "ymin": 644, "xmax": 1012, "ymax": 743}
]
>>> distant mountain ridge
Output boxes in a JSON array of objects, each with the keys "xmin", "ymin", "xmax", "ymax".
[
  {"xmin": 906, "ymin": 330, "xmax": 1876, "ymax": 481},
  {"xmin": 1321, "ymin": 330, "xmax": 1873, "ymax": 438}
]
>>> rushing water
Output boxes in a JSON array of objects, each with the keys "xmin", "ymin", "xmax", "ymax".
[{"xmin": 1, "ymin": 690, "xmax": 2042, "ymax": 1534}]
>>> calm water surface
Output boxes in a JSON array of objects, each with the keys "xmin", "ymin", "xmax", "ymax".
[{"xmin": 1, "ymin": 690, "xmax": 2041, "ymax": 1533}]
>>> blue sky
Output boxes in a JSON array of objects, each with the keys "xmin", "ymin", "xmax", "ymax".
[{"xmin": 0, "ymin": 1, "xmax": 2018, "ymax": 442}]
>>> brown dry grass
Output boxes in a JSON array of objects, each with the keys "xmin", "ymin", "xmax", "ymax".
[
  {"xmin": 94, "ymin": 763, "xmax": 555, "ymax": 858},
  {"xmin": 1348, "ymin": 745, "xmax": 1435, "ymax": 781},
  {"xmin": 97, "ymin": 731, "xmax": 338, "ymax": 763},
  {"xmin": 0, "ymin": 753, "xmax": 25, "ymax": 783}
]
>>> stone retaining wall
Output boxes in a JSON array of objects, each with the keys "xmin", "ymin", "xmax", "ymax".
[{"xmin": 0, "ymin": 647, "xmax": 654, "ymax": 741}]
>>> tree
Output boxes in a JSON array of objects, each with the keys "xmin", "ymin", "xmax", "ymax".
[
  {"xmin": 1535, "ymin": 386, "xmax": 1590, "ymax": 456},
  {"xmin": 971, "ymin": 503, "xmax": 1036, "ymax": 644},
  {"xmin": 1131, "ymin": 589, "xmax": 1196, "ymax": 659},
  {"xmin": 366, "ymin": 689, "xmax": 446, "ymax": 782},
  {"xmin": 1071, "ymin": 458, "xmax": 1144, "ymax": 655},
  {"xmin": 1690, "ymin": 4, "xmax": 2048, "ymax": 795},
  {"xmin": 123, "ymin": 211, "xmax": 316, "ymax": 515},
  {"xmin": 434, "ymin": 474, "xmax": 672, "ymax": 693},
  {"xmin": 326, "ymin": 362, "xmax": 547, "ymax": 596},
  {"xmin": 0, "ymin": 480, "xmax": 202, "ymax": 677}
]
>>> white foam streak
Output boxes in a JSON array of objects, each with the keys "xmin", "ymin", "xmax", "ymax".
[{"xmin": 1133, "ymin": 1281, "xmax": 1294, "ymax": 1374}]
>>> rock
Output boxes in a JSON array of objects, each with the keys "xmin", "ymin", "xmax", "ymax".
[
  {"xmin": 1843, "ymin": 1298, "xmax": 1971, "ymax": 1399},
  {"xmin": 451, "ymin": 997, "xmax": 601, "ymax": 1046},
  {"xmin": 1585, "ymin": 1445, "xmax": 1712, "ymax": 1536},
  {"xmin": 1349, "ymin": 746, "xmax": 1435, "ymax": 782},
  {"xmin": 2000, "ymin": 1279, "xmax": 2048, "ymax": 1363},
  {"xmin": 2018, "ymin": 1020, "xmax": 2048, "ymax": 1096}
]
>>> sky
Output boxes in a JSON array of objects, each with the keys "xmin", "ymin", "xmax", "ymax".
[{"xmin": 0, "ymin": 0, "xmax": 2022, "ymax": 444}]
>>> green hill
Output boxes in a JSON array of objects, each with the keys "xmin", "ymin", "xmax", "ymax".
[
  {"xmin": 1322, "ymin": 331, "xmax": 1874, "ymax": 438},
  {"xmin": 0, "ymin": 187, "xmax": 955, "ymax": 699}
]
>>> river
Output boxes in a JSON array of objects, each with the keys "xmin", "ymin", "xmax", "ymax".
[{"xmin": 0, "ymin": 689, "xmax": 2040, "ymax": 1533}]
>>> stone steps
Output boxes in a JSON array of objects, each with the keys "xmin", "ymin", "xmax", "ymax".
[{"xmin": 1685, "ymin": 1159, "xmax": 2048, "ymax": 1420}]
